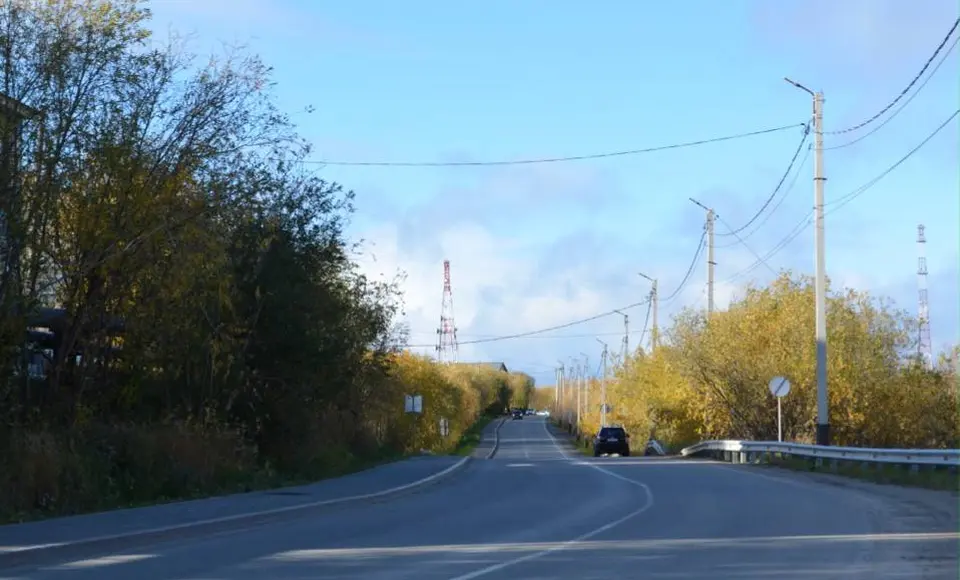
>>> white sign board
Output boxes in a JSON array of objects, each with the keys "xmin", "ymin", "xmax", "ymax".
[
  {"xmin": 439, "ymin": 417, "xmax": 449, "ymax": 437},
  {"xmin": 768, "ymin": 376, "xmax": 791, "ymax": 398},
  {"xmin": 404, "ymin": 394, "xmax": 423, "ymax": 414}
]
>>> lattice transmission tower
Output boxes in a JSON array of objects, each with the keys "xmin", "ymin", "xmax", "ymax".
[
  {"xmin": 917, "ymin": 224, "xmax": 932, "ymax": 368},
  {"xmin": 436, "ymin": 259, "xmax": 459, "ymax": 362}
]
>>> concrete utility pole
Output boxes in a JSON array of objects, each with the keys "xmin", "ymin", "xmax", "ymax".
[
  {"xmin": 706, "ymin": 209, "xmax": 716, "ymax": 316},
  {"xmin": 596, "ymin": 339, "xmax": 608, "ymax": 427},
  {"xmin": 689, "ymin": 198, "xmax": 717, "ymax": 316},
  {"xmin": 579, "ymin": 352, "xmax": 588, "ymax": 434},
  {"xmin": 568, "ymin": 360, "xmax": 578, "ymax": 431},
  {"xmin": 613, "ymin": 309, "xmax": 629, "ymax": 361},
  {"xmin": 556, "ymin": 364, "xmax": 562, "ymax": 421},
  {"xmin": 555, "ymin": 364, "xmax": 563, "ymax": 414},
  {"xmin": 567, "ymin": 357, "xmax": 577, "ymax": 427},
  {"xmin": 638, "ymin": 272, "xmax": 659, "ymax": 351},
  {"xmin": 786, "ymin": 77, "xmax": 829, "ymax": 446}
]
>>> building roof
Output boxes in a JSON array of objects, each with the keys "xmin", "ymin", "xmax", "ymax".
[{"xmin": 455, "ymin": 361, "xmax": 509, "ymax": 373}]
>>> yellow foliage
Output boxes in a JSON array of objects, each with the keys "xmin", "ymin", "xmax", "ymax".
[
  {"xmin": 568, "ymin": 273, "xmax": 958, "ymax": 452},
  {"xmin": 365, "ymin": 353, "xmax": 526, "ymax": 455}
]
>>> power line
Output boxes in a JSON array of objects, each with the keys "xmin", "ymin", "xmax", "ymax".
[
  {"xmin": 824, "ymin": 33, "xmax": 959, "ymax": 151},
  {"xmin": 722, "ymin": 212, "xmax": 811, "ymax": 284},
  {"xmin": 637, "ymin": 299, "xmax": 653, "ymax": 350},
  {"xmin": 826, "ymin": 17, "xmax": 960, "ymax": 136},
  {"xmin": 717, "ymin": 124, "xmax": 810, "ymax": 237},
  {"xmin": 306, "ymin": 123, "xmax": 805, "ymax": 167},
  {"xmin": 404, "ymin": 297, "xmax": 651, "ymax": 348},
  {"xmin": 409, "ymin": 329, "xmax": 649, "ymax": 340},
  {"xmin": 715, "ymin": 144, "xmax": 810, "ymax": 248},
  {"xmin": 723, "ymin": 107, "xmax": 959, "ymax": 282},
  {"xmin": 404, "ymin": 112, "xmax": 954, "ymax": 348},
  {"xmin": 715, "ymin": 215, "xmax": 779, "ymax": 277},
  {"xmin": 404, "ymin": 232, "xmax": 704, "ymax": 348},
  {"xmin": 662, "ymin": 231, "xmax": 707, "ymax": 303},
  {"xmin": 827, "ymin": 108, "xmax": 959, "ymax": 212}
]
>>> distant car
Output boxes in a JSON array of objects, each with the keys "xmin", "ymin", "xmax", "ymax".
[
  {"xmin": 593, "ymin": 426, "xmax": 630, "ymax": 457},
  {"xmin": 512, "ymin": 410, "xmax": 524, "ymax": 420}
]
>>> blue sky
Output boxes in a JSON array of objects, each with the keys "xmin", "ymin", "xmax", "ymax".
[{"xmin": 149, "ymin": 0, "xmax": 959, "ymax": 385}]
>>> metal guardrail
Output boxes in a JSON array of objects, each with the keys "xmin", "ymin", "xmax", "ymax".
[{"xmin": 681, "ymin": 440, "xmax": 960, "ymax": 467}]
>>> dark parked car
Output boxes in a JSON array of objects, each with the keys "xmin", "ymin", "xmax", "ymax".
[{"xmin": 593, "ymin": 426, "xmax": 630, "ymax": 457}]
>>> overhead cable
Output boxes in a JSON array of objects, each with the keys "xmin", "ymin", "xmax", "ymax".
[
  {"xmin": 306, "ymin": 123, "xmax": 805, "ymax": 167},
  {"xmin": 826, "ymin": 17, "xmax": 959, "ymax": 136},
  {"xmin": 714, "ymin": 144, "xmax": 810, "ymax": 248},
  {"xmin": 637, "ymin": 298, "xmax": 653, "ymax": 349},
  {"xmin": 404, "ymin": 297, "xmax": 651, "ymax": 348},
  {"xmin": 722, "ymin": 212, "xmax": 811, "ymax": 284},
  {"xmin": 661, "ymin": 231, "xmax": 707, "ymax": 303},
  {"xmin": 716, "ymin": 215, "xmax": 778, "ymax": 278},
  {"xmin": 404, "ymin": 233, "xmax": 704, "ymax": 347},
  {"xmin": 825, "ymin": 33, "xmax": 959, "ymax": 151},
  {"xmin": 826, "ymin": 108, "xmax": 959, "ymax": 212},
  {"xmin": 723, "ymin": 108, "xmax": 958, "ymax": 281},
  {"xmin": 716, "ymin": 124, "xmax": 810, "ymax": 237}
]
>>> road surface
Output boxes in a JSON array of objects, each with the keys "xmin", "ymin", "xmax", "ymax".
[{"xmin": 1, "ymin": 416, "xmax": 956, "ymax": 579}]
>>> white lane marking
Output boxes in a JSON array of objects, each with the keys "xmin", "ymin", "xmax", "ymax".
[
  {"xmin": 447, "ymin": 422, "xmax": 655, "ymax": 580},
  {"xmin": 543, "ymin": 420, "xmax": 571, "ymax": 460},
  {"xmin": 265, "ymin": 531, "xmax": 960, "ymax": 561},
  {"xmin": 48, "ymin": 554, "xmax": 156, "ymax": 570},
  {"xmin": 506, "ymin": 463, "xmax": 535, "ymax": 468}
]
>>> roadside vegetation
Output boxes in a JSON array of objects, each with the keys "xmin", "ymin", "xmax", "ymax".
[
  {"xmin": 0, "ymin": 1, "xmax": 535, "ymax": 523},
  {"xmin": 550, "ymin": 274, "xmax": 958, "ymax": 453},
  {"xmin": 762, "ymin": 454, "xmax": 958, "ymax": 492}
]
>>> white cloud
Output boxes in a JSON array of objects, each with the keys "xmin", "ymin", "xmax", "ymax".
[{"xmin": 354, "ymin": 217, "xmax": 619, "ymax": 362}]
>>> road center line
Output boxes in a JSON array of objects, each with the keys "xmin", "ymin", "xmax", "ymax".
[{"xmin": 447, "ymin": 421, "xmax": 655, "ymax": 580}]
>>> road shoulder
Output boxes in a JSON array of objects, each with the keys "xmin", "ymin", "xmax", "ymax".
[{"xmin": 0, "ymin": 454, "xmax": 468, "ymax": 569}]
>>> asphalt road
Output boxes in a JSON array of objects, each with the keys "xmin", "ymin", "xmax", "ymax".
[{"xmin": 2, "ymin": 416, "xmax": 957, "ymax": 579}]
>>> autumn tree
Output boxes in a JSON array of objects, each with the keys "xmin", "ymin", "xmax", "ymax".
[
  {"xmin": 608, "ymin": 272, "xmax": 957, "ymax": 450},
  {"xmin": 0, "ymin": 1, "xmax": 513, "ymax": 519}
]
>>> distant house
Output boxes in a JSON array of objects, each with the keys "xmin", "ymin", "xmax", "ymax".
[{"xmin": 455, "ymin": 361, "xmax": 509, "ymax": 374}]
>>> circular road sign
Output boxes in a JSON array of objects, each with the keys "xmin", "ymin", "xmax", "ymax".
[{"xmin": 768, "ymin": 376, "xmax": 791, "ymax": 398}]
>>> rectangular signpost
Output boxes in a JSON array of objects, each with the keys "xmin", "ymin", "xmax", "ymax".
[{"xmin": 404, "ymin": 394, "xmax": 423, "ymax": 414}]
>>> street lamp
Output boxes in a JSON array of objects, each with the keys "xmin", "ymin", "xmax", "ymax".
[{"xmin": 785, "ymin": 77, "xmax": 829, "ymax": 446}]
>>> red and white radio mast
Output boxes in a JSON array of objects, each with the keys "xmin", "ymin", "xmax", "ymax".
[{"xmin": 436, "ymin": 260, "xmax": 459, "ymax": 363}]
